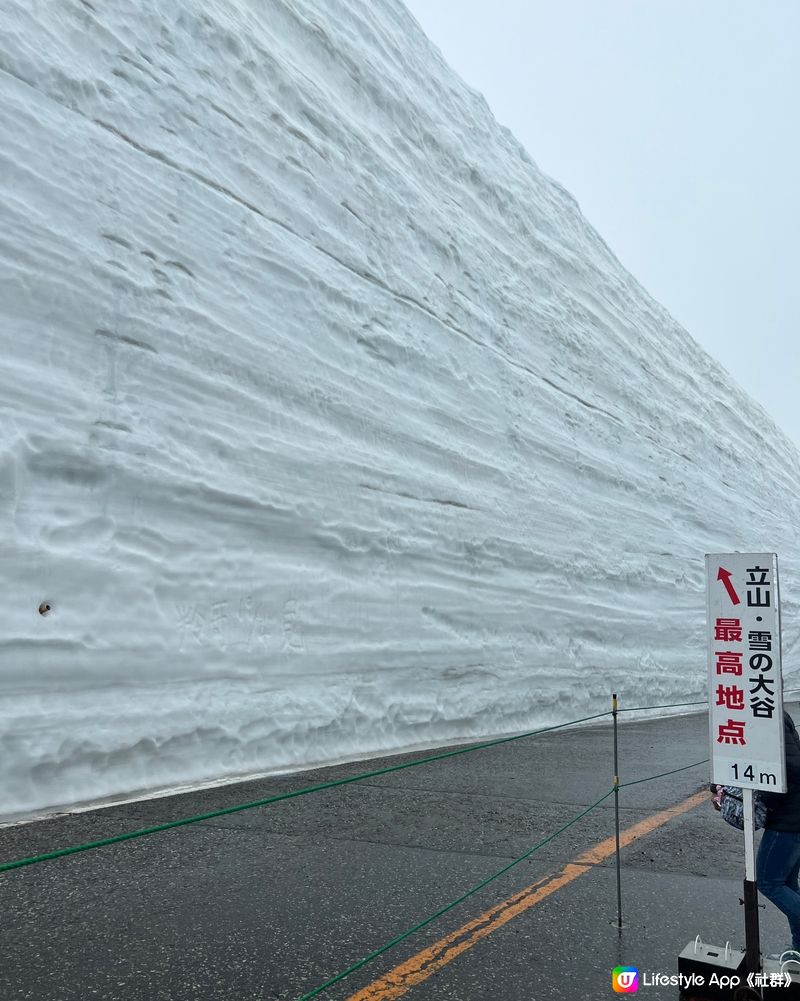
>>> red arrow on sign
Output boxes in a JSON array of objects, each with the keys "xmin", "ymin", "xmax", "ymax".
[{"xmin": 717, "ymin": 567, "xmax": 741, "ymax": 605}]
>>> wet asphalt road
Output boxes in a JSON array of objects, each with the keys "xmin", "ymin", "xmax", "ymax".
[{"xmin": 2, "ymin": 706, "xmax": 795, "ymax": 1001}]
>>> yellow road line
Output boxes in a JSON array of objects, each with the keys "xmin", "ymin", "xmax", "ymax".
[{"xmin": 346, "ymin": 788, "xmax": 708, "ymax": 1001}]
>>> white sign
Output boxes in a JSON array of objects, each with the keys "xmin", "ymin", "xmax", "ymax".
[{"xmin": 706, "ymin": 552, "xmax": 785, "ymax": 792}]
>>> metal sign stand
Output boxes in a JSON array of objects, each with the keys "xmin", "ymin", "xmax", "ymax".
[
  {"xmin": 705, "ymin": 552, "xmax": 785, "ymax": 982},
  {"xmin": 742, "ymin": 788, "xmax": 761, "ymax": 977},
  {"xmin": 676, "ymin": 553, "xmax": 785, "ymax": 996}
]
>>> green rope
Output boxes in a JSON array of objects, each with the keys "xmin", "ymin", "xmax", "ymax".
[
  {"xmin": 0, "ymin": 692, "xmax": 726, "ymax": 875},
  {"xmin": 296, "ymin": 749, "xmax": 715, "ymax": 999},
  {"xmin": 0, "ymin": 710, "xmax": 611, "ymax": 874},
  {"xmin": 296, "ymin": 753, "xmax": 714, "ymax": 999},
  {"xmin": 620, "ymin": 692, "xmax": 800, "ymax": 712},
  {"xmin": 1, "ymin": 697, "xmax": 714, "ymax": 997},
  {"xmin": 617, "ymin": 699, "xmax": 706, "ymax": 712},
  {"xmin": 619, "ymin": 758, "xmax": 709, "ymax": 788},
  {"xmin": 296, "ymin": 787, "xmax": 616, "ymax": 1001}
]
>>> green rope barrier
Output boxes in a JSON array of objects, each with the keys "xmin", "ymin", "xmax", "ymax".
[
  {"xmin": 617, "ymin": 699, "xmax": 706, "ymax": 712},
  {"xmin": 1, "ymin": 691, "xmax": 737, "ymax": 876},
  {"xmin": 0, "ymin": 710, "xmax": 612, "ymax": 874},
  {"xmin": 620, "ymin": 692, "xmax": 800, "ymax": 713},
  {"xmin": 1, "ymin": 698, "xmax": 715, "ymax": 999},
  {"xmin": 619, "ymin": 691, "xmax": 800, "ymax": 714},
  {"xmin": 296, "ymin": 787, "xmax": 616, "ymax": 1001},
  {"xmin": 619, "ymin": 758, "xmax": 709, "ymax": 788},
  {"xmin": 296, "ymin": 752, "xmax": 716, "ymax": 998}
]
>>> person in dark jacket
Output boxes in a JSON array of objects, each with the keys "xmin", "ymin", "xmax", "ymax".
[{"xmin": 756, "ymin": 710, "xmax": 800, "ymax": 953}]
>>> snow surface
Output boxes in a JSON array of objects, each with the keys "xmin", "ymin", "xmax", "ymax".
[{"xmin": 2, "ymin": 0, "xmax": 800, "ymax": 821}]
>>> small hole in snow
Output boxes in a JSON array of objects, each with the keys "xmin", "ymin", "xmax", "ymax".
[{"xmin": 38, "ymin": 602, "xmax": 52, "ymax": 616}]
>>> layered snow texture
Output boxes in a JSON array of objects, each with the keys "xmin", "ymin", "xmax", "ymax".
[{"xmin": 2, "ymin": 0, "xmax": 800, "ymax": 820}]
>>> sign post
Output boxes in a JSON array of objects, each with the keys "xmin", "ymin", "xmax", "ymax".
[{"xmin": 706, "ymin": 552, "xmax": 785, "ymax": 976}]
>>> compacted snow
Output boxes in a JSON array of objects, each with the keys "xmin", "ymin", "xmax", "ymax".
[{"xmin": 2, "ymin": 0, "xmax": 800, "ymax": 820}]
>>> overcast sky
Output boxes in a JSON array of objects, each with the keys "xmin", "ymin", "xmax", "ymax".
[{"xmin": 404, "ymin": 0, "xmax": 800, "ymax": 447}]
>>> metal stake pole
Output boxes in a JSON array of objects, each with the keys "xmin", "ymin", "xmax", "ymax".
[{"xmin": 613, "ymin": 692, "xmax": 623, "ymax": 930}]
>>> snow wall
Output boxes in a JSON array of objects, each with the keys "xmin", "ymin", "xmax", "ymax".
[{"xmin": 2, "ymin": 0, "xmax": 800, "ymax": 820}]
